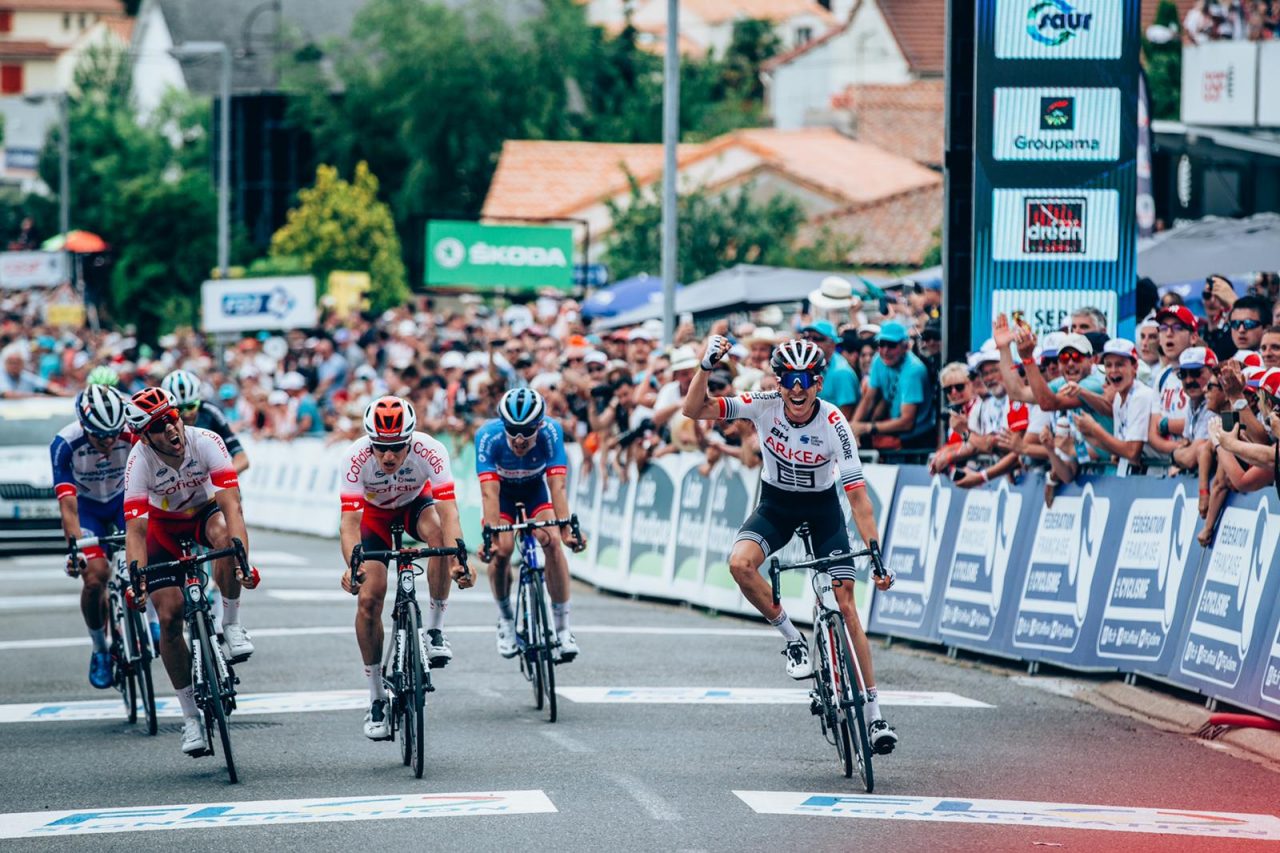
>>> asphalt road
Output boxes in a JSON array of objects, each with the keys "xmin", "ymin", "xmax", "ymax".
[{"xmin": 1, "ymin": 529, "xmax": 1277, "ymax": 852}]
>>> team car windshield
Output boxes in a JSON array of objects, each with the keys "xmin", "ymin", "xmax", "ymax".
[{"xmin": 0, "ymin": 398, "xmax": 76, "ymax": 446}]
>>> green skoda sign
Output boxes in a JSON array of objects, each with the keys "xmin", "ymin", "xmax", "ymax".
[{"xmin": 425, "ymin": 220, "xmax": 574, "ymax": 290}]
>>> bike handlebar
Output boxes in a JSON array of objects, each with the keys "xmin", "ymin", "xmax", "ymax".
[
  {"xmin": 72, "ymin": 532, "xmax": 126, "ymax": 551},
  {"xmin": 132, "ymin": 537, "xmax": 252, "ymax": 594},
  {"xmin": 768, "ymin": 546, "xmax": 879, "ymax": 606},
  {"xmin": 480, "ymin": 515, "xmax": 581, "ymax": 556},
  {"xmin": 358, "ymin": 539, "xmax": 469, "ymax": 567}
]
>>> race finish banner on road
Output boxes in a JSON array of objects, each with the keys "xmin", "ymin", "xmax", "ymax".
[
  {"xmin": 425, "ymin": 220, "xmax": 574, "ymax": 291},
  {"xmin": 970, "ymin": 0, "xmax": 1141, "ymax": 348},
  {"xmin": 200, "ymin": 276, "xmax": 318, "ymax": 334}
]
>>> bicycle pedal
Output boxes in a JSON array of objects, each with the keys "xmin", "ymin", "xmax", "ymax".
[{"xmin": 187, "ymin": 747, "xmax": 213, "ymax": 759}]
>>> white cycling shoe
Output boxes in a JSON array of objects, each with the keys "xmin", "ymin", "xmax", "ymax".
[
  {"xmin": 783, "ymin": 639, "xmax": 813, "ymax": 679},
  {"xmin": 363, "ymin": 699, "xmax": 391, "ymax": 740},
  {"xmin": 181, "ymin": 717, "xmax": 208, "ymax": 756},
  {"xmin": 555, "ymin": 630, "xmax": 579, "ymax": 662},
  {"xmin": 222, "ymin": 624, "xmax": 254, "ymax": 661},
  {"xmin": 496, "ymin": 620, "xmax": 518, "ymax": 658}
]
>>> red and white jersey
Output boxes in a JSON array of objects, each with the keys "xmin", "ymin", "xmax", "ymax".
[
  {"xmin": 967, "ymin": 393, "xmax": 1029, "ymax": 436},
  {"xmin": 339, "ymin": 432, "xmax": 456, "ymax": 513},
  {"xmin": 718, "ymin": 391, "xmax": 864, "ymax": 493},
  {"xmin": 1154, "ymin": 364, "xmax": 1189, "ymax": 421},
  {"xmin": 123, "ymin": 427, "xmax": 238, "ymax": 520}
]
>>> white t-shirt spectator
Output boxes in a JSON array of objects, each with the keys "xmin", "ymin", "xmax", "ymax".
[
  {"xmin": 1111, "ymin": 382, "xmax": 1156, "ymax": 476},
  {"xmin": 1154, "ymin": 364, "xmax": 1188, "ymax": 423},
  {"xmin": 1182, "ymin": 398, "xmax": 1215, "ymax": 441},
  {"xmin": 968, "ymin": 393, "xmax": 1029, "ymax": 436}
]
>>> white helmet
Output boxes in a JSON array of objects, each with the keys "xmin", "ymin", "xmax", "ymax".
[
  {"xmin": 363, "ymin": 396, "xmax": 417, "ymax": 444},
  {"xmin": 161, "ymin": 369, "xmax": 202, "ymax": 408},
  {"xmin": 75, "ymin": 385, "xmax": 126, "ymax": 437}
]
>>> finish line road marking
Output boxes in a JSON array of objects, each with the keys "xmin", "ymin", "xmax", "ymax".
[
  {"xmin": 557, "ymin": 688, "xmax": 992, "ymax": 707},
  {"xmin": 733, "ymin": 791, "xmax": 1280, "ymax": 841},
  {"xmin": 0, "ymin": 625, "xmax": 776, "ymax": 652},
  {"xmin": 0, "ymin": 690, "xmax": 372, "ymax": 723},
  {"xmin": 0, "ymin": 791, "xmax": 557, "ymax": 839}
]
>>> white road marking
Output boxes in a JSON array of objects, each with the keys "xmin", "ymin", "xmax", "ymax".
[
  {"xmin": 558, "ymin": 687, "xmax": 993, "ymax": 707},
  {"xmin": 0, "ymin": 594, "xmax": 80, "ymax": 611},
  {"xmin": 0, "ymin": 566, "xmax": 333, "ymax": 582},
  {"xmin": 0, "ymin": 791, "xmax": 557, "ymax": 839},
  {"xmin": 607, "ymin": 772, "xmax": 681, "ymax": 822},
  {"xmin": 539, "ymin": 728, "xmax": 594, "ymax": 754},
  {"xmin": 733, "ymin": 791, "xmax": 1280, "ymax": 841}
]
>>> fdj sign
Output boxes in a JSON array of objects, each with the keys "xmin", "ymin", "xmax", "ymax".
[
  {"xmin": 221, "ymin": 288, "xmax": 295, "ymax": 319},
  {"xmin": 426, "ymin": 220, "xmax": 574, "ymax": 290}
]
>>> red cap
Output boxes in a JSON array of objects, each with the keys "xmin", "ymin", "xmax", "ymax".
[
  {"xmin": 1156, "ymin": 305, "xmax": 1198, "ymax": 331},
  {"xmin": 1261, "ymin": 369, "xmax": 1280, "ymax": 400}
]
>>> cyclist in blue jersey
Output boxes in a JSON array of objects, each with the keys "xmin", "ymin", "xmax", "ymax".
[
  {"xmin": 475, "ymin": 388, "xmax": 586, "ymax": 661},
  {"xmin": 50, "ymin": 385, "xmax": 133, "ymax": 688}
]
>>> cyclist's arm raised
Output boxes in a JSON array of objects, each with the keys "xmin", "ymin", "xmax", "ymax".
[{"xmin": 681, "ymin": 335, "xmax": 731, "ymax": 420}]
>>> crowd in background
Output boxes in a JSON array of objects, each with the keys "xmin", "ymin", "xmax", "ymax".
[
  {"xmin": 5, "ymin": 268, "xmax": 1280, "ymax": 543},
  {"xmin": 1183, "ymin": 0, "xmax": 1280, "ymax": 41}
]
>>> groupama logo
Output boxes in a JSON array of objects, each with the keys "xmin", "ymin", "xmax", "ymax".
[{"xmin": 1026, "ymin": 0, "xmax": 1093, "ymax": 46}]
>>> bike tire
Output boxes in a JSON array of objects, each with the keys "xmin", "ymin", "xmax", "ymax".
[
  {"xmin": 130, "ymin": 609, "xmax": 158, "ymax": 736},
  {"xmin": 396, "ymin": 618, "xmax": 412, "ymax": 767},
  {"xmin": 406, "ymin": 607, "xmax": 426, "ymax": 778},
  {"xmin": 195, "ymin": 616, "xmax": 238, "ymax": 784},
  {"xmin": 814, "ymin": 620, "xmax": 852, "ymax": 778},
  {"xmin": 831, "ymin": 616, "xmax": 873, "ymax": 793},
  {"xmin": 518, "ymin": 580, "xmax": 543, "ymax": 708},
  {"xmin": 532, "ymin": 578, "xmax": 557, "ymax": 723}
]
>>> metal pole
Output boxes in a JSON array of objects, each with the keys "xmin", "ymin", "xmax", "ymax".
[
  {"xmin": 58, "ymin": 93, "xmax": 69, "ymax": 238},
  {"xmin": 660, "ymin": 0, "xmax": 679, "ymax": 346},
  {"xmin": 217, "ymin": 45, "xmax": 231, "ymax": 278}
]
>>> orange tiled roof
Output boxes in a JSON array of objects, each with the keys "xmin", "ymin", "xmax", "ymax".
[
  {"xmin": 0, "ymin": 40, "xmax": 63, "ymax": 59},
  {"xmin": 830, "ymin": 80, "xmax": 945, "ymax": 168},
  {"xmin": 682, "ymin": 0, "xmax": 835, "ymax": 25},
  {"xmin": 801, "ymin": 182, "xmax": 944, "ymax": 267},
  {"xmin": 877, "ymin": 0, "xmax": 946, "ymax": 75},
  {"xmin": 101, "ymin": 14, "xmax": 134, "ymax": 42},
  {"xmin": 482, "ymin": 127, "xmax": 940, "ymax": 221}
]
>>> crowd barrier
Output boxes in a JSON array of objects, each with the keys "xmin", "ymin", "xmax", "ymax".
[{"xmin": 236, "ymin": 437, "xmax": 1280, "ymax": 721}]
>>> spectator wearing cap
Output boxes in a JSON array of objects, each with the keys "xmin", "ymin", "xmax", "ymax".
[
  {"xmin": 799, "ymin": 320, "xmax": 859, "ymax": 418},
  {"xmin": 1202, "ymin": 274, "xmax": 1238, "ymax": 361},
  {"xmin": 850, "ymin": 321, "xmax": 936, "ymax": 450},
  {"xmin": 1228, "ymin": 295, "xmax": 1273, "ymax": 354},
  {"xmin": 1072, "ymin": 339, "xmax": 1156, "ymax": 476},
  {"xmin": 1211, "ymin": 369, "xmax": 1280, "ymax": 493},
  {"xmin": 1151, "ymin": 347, "xmax": 1221, "ymax": 458},
  {"xmin": 1218, "ymin": 352, "xmax": 1270, "ymax": 448},
  {"xmin": 952, "ymin": 347, "xmax": 1029, "ymax": 489},
  {"xmin": 1018, "ymin": 328, "xmax": 1114, "ymax": 469},
  {"xmin": 626, "ymin": 327, "xmax": 655, "ymax": 379},
  {"xmin": 1152, "ymin": 304, "xmax": 1200, "ymax": 440}
]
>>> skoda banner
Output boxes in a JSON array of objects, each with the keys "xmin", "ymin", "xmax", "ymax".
[{"xmin": 425, "ymin": 220, "xmax": 575, "ymax": 290}]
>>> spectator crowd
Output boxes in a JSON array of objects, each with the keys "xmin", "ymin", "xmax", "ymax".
[
  {"xmin": 4, "ymin": 266, "xmax": 1280, "ymax": 546},
  {"xmin": 1183, "ymin": 0, "xmax": 1280, "ymax": 42}
]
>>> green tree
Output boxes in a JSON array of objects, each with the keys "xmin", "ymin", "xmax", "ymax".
[
  {"xmin": 603, "ymin": 174, "xmax": 854, "ymax": 283},
  {"xmin": 1143, "ymin": 0, "xmax": 1181, "ymax": 120},
  {"xmin": 270, "ymin": 161, "xmax": 409, "ymax": 312}
]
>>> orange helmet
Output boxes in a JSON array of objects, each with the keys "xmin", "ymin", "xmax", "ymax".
[
  {"xmin": 123, "ymin": 387, "xmax": 177, "ymax": 433},
  {"xmin": 363, "ymin": 396, "xmax": 417, "ymax": 444}
]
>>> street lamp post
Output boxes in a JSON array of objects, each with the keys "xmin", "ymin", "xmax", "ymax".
[
  {"xmin": 170, "ymin": 41, "xmax": 231, "ymax": 278},
  {"xmin": 660, "ymin": 0, "xmax": 680, "ymax": 346}
]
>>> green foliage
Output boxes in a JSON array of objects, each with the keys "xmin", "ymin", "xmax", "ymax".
[
  {"xmin": 603, "ymin": 174, "xmax": 855, "ymax": 284},
  {"xmin": 33, "ymin": 45, "xmax": 218, "ymax": 341},
  {"xmin": 921, "ymin": 226, "xmax": 942, "ymax": 268},
  {"xmin": 1142, "ymin": 0, "xmax": 1181, "ymax": 120},
  {"xmin": 270, "ymin": 162, "xmax": 409, "ymax": 312}
]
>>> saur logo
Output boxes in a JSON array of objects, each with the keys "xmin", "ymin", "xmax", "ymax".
[
  {"xmin": 1040, "ymin": 96, "xmax": 1074, "ymax": 130},
  {"xmin": 1027, "ymin": 0, "xmax": 1092, "ymax": 46}
]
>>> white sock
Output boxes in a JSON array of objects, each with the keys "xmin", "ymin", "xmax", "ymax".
[
  {"xmin": 365, "ymin": 661, "xmax": 386, "ymax": 701},
  {"xmin": 552, "ymin": 601, "xmax": 570, "ymax": 633},
  {"xmin": 88, "ymin": 627, "xmax": 108, "ymax": 653},
  {"xmin": 176, "ymin": 685, "xmax": 198, "ymax": 717},
  {"xmin": 865, "ymin": 686, "xmax": 882, "ymax": 722},
  {"xmin": 428, "ymin": 599, "xmax": 447, "ymax": 631},
  {"xmin": 221, "ymin": 595, "xmax": 240, "ymax": 626},
  {"xmin": 768, "ymin": 608, "xmax": 802, "ymax": 643}
]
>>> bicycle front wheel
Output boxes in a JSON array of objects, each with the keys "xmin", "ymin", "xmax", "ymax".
[
  {"xmin": 814, "ymin": 618, "xmax": 852, "ymax": 778},
  {"xmin": 195, "ymin": 616, "xmax": 237, "ymax": 784},
  {"xmin": 831, "ymin": 615, "xmax": 873, "ymax": 792},
  {"xmin": 400, "ymin": 607, "xmax": 426, "ymax": 778},
  {"xmin": 129, "ymin": 608, "xmax": 158, "ymax": 736},
  {"xmin": 532, "ymin": 578, "xmax": 557, "ymax": 723}
]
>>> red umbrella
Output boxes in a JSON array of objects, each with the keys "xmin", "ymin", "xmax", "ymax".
[{"xmin": 41, "ymin": 230, "xmax": 109, "ymax": 253}]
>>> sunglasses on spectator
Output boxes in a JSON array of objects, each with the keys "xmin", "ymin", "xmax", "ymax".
[
  {"xmin": 586, "ymin": 363, "xmax": 606, "ymax": 372},
  {"xmin": 505, "ymin": 423, "xmax": 540, "ymax": 439},
  {"xmin": 1229, "ymin": 319, "xmax": 1263, "ymax": 331},
  {"xmin": 1206, "ymin": 382, "xmax": 1222, "ymax": 391},
  {"xmin": 371, "ymin": 441, "xmax": 408, "ymax": 454},
  {"xmin": 1158, "ymin": 323, "xmax": 1191, "ymax": 333},
  {"xmin": 1057, "ymin": 351, "xmax": 1087, "ymax": 363},
  {"xmin": 943, "ymin": 383, "xmax": 967, "ymax": 394},
  {"xmin": 1178, "ymin": 369, "xmax": 1206, "ymax": 382},
  {"xmin": 877, "ymin": 341, "xmax": 902, "ymax": 350},
  {"xmin": 779, "ymin": 371, "xmax": 818, "ymax": 390}
]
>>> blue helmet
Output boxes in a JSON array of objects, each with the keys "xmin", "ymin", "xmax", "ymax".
[{"xmin": 498, "ymin": 387, "xmax": 545, "ymax": 430}]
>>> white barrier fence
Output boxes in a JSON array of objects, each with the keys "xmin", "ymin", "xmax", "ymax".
[{"xmin": 236, "ymin": 437, "xmax": 898, "ymax": 625}]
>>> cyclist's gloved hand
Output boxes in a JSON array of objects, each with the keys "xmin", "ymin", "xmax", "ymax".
[
  {"xmin": 869, "ymin": 540, "xmax": 894, "ymax": 591},
  {"xmin": 701, "ymin": 335, "xmax": 730, "ymax": 370},
  {"xmin": 65, "ymin": 550, "xmax": 85, "ymax": 577},
  {"xmin": 343, "ymin": 546, "xmax": 364, "ymax": 594}
]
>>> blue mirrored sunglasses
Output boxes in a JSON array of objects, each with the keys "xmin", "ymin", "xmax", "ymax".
[{"xmin": 779, "ymin": 371, "xmax": 818, "ymax": 390}]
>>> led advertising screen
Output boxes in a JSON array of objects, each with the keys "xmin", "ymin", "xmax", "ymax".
[{"xmin": 970, "ymin": 0, "xmax": 1140, "ymax": 346}]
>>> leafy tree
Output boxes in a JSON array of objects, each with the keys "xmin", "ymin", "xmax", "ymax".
[
  {"xmin": 270, "ymin": 162, "xmax": 409, "ymax": 312},
  {"xmin": 1142, "ymin": 1, "xmax": 1181, "ymax": 121},
  {"xmin": 604, "ymin": 174, "xmax": 854, "ymax": 283}
]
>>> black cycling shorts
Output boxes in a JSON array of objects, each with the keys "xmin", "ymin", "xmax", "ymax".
[{"xmin": 735, "ymin": 482, "xmax": 856, "ymax": 581}]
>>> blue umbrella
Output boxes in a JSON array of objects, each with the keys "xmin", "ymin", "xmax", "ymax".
[{"xmin": 581, "ymin": 274, "xmax": 670, "ymax": 319}]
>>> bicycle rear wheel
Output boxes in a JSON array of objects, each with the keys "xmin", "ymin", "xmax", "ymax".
[
  {"xmin": 815, "ymin": 618, "xmax": 852, "ymax": 778},
  {"xmin": 400, "ymin": 607, "xmax": 426, "ymax": 778},
  {"xmin": 129, "ymin": 608, "xmax": 158, "ymax": 736},
  {"xmin": 195, "ymin": 616, "xmax": 238, "ymax": 784},
  {"xmin": 531, "ymin": 578, "xmax": 557, "ymax": 723},
  {"xmin": 831, "ymin": 616, "xmax": 872, "ymax": 792}
]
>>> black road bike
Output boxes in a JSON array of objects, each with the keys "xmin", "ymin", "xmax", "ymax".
[
  {"xmin": 769, "ymin": 524, "xmax": 880, "ymax": 792},
  {"xmin": 350, "ymin": 523, "xmax": 468, "ymax": 779},
  {"xmin": 481, "ymin": 508, "xmax": 581, "ymax": 723},
  {"xmin": 70, "ymin": 532, "xmax": 158, "ymax": 735},
  {"xmin": 135, "ymin": 537, "xmax": 254, "ymax": 784}
]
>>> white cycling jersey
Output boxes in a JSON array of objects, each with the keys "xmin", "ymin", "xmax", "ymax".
[
  {"xmin": 123, "ymin": 427, "xmax": 238, "ymax": 520},
  {"xmin": 718, "ymin": 391, "xmax": 865, "ymax": 493},
  {"xmin": 339, "ymin": 432, "xmax": 456, "ymax": 513}
]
